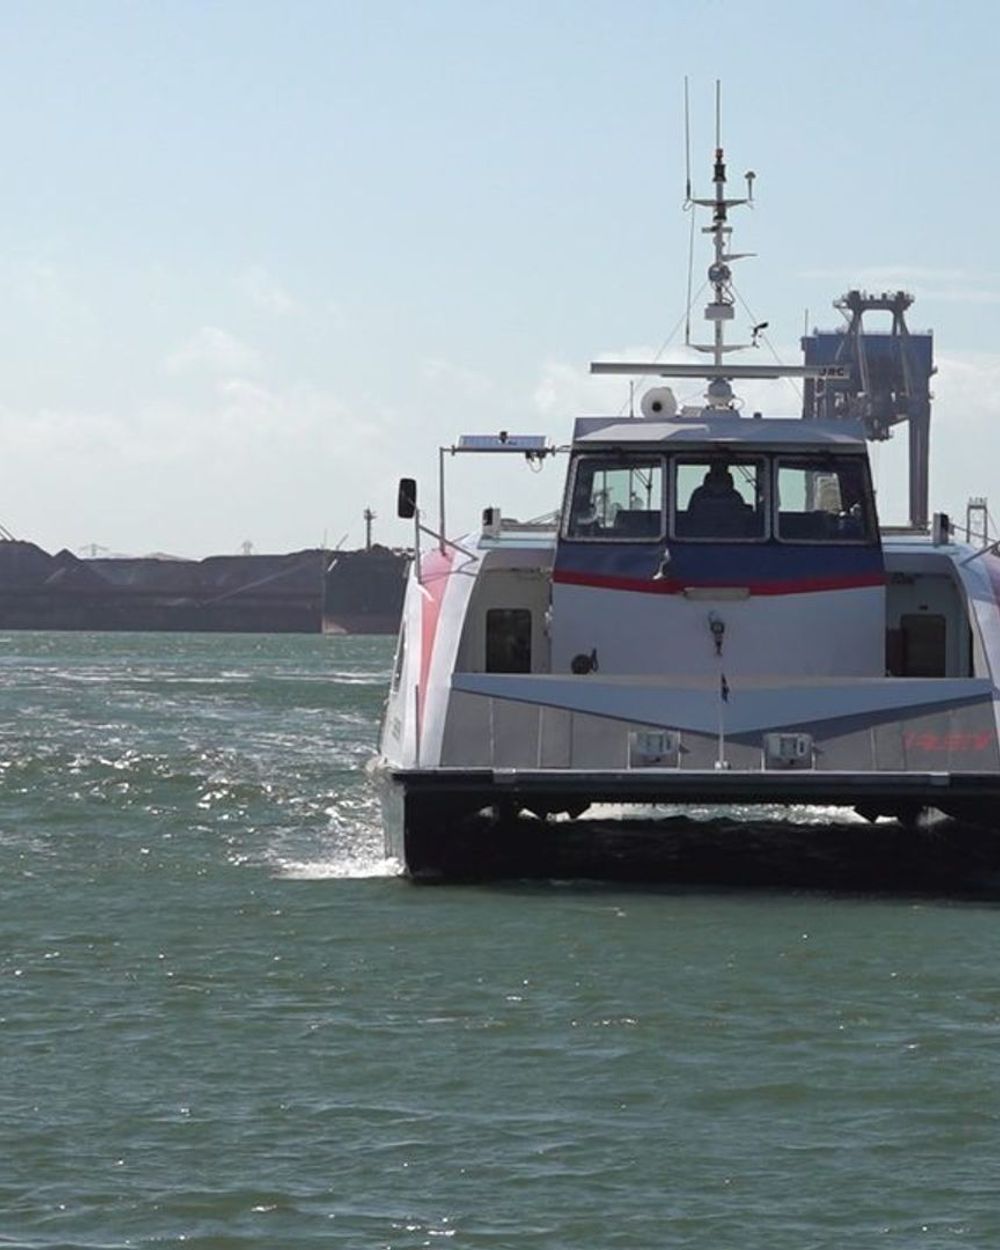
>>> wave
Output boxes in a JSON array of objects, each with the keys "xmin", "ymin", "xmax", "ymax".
[{"xmin": 275, "ymin": 854, "xmax": 402, "ymax": 880}]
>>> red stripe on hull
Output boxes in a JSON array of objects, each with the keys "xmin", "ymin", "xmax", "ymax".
[
  {"xmin": 552, "ymin": 569, "xmax": 886, "ymax": 596},
  {"xmin": 419, "ymin": 549, "xmax": 454, "ymax": 730}
]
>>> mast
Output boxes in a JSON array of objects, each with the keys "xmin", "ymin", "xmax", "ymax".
[
  {"xmin": 591, "ymin": 82, "xmax": 839, "ymax": 402},
  {"xmin": 363, "ymin": 506, "xmax": 375, "ymax": 552},
  {"xmin": 708, "ymin": 81, "xmax": 733, "ymax": 369},
  {"xmin": 684, "ymin": 82, "xmax": 758, "ymax": 405}
]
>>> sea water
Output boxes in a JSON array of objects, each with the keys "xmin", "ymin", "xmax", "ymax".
[{"xmin": 1, "ymin": 632, "xmax": 998, "ymax": 1249}]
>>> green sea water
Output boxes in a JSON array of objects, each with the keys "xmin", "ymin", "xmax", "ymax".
[{"xmin": 1, "ymin": 632, "xmax": 998, "ymax": 1249}]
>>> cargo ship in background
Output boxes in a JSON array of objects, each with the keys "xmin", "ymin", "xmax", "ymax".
[{"xmin": 0, "ymin": 509, "xmax": 409, "ymax": 634}]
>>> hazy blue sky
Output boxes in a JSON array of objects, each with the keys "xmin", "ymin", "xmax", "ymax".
[{"xmin": 0, "ymin": 0, "xmax": 997, "ymax": 555}]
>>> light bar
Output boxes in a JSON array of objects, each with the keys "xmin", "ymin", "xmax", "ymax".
[{"xmin": 456, "ymin": 433, "xmax": 549, "ymax": 451}]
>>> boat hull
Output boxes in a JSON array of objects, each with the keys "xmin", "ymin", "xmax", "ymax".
[{"xmin": 377, "ymin": 764, "xmax": 1000, "ymax": 882}]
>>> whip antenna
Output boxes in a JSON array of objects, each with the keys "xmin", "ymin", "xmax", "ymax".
[
  {"xmin": 685, "ymin": 202, "xmax": 696, "ymax": 347},
  {"xmin": 684, "ymin": 76, "xmax": 692, "ymax": 204},
  {"xmin": 715, "ymin": 78, "xmax": 721, "ymax": 148},
  {"xmin": 684, "ymin": 76, "xmax": 694, "ymax": 345}
]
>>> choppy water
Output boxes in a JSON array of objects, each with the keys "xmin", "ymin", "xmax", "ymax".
[{"xmin": 2, "ymin": 632, "xmax": 999, "ymax": 1249}]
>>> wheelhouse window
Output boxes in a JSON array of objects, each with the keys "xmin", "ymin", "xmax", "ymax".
[
  {"xmin": 564, "ymin": 455, "xmax": 664, "ymax": 540},
  {"xmin": 775, "ymin": 457, "xmax": 876, "ymax": 543},
  {"xmin": 673, "ymin": 457, "xmax": 766, "ymax": 540}
]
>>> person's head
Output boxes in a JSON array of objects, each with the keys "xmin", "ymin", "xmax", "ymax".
[{"xmin": 703, "ymin": 465, "xmax": 734, "ymax": 495}]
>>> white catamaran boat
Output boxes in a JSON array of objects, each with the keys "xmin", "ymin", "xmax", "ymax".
[{"xmin": 375, "ymin": 115, "xmax": 1000, "ymax": 881}]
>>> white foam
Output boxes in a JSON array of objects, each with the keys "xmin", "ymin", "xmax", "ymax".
[
  {"xmin": 276, "ymin": 854, "xmax": 403, "ymax": 880},
  {"xmin": 569, "ymin": 801, "xmax": 875, "ymax": 825}
]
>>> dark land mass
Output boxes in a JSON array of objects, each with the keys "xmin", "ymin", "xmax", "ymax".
[{"xmin": 0, "ymin": 540, "xmax": 408, "ymax": 634}]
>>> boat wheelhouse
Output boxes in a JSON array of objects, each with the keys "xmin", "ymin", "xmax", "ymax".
[{"xmin": 552, "ymin": 416, "xmax": 883, "ymax": 681}]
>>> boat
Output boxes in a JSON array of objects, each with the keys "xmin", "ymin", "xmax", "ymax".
[{"xmin": 375, "ymin": 103, "xmax": 1000, "ymax": 881}]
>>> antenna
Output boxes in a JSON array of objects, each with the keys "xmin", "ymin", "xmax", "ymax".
[
  {"xmin": 684, "ymin": 77, "xmax": 692, "ymax": 204},
  {"xmin": 715, "ymin": 79, "xmax": 721, "ymax": 149},
  {"xmin": 683, "ymin": 77, "xmax": 696, "ymax": 346},
  {"xmin": 684, "ymin": 206, "xmax": 695, "ymax": 347},
  {"xmin": 592, "ymin": 85, "xmax": 829, "ymax": 409}
]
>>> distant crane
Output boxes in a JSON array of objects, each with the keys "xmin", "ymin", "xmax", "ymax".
[{"xmin": 802, "ymin": 290, "xmax": 934, "ymax": 530}]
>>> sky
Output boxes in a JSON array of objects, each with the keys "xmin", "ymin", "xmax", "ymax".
[{"xmin": 1, "ymin": 0, "xmax": 998, "ymax": 557}]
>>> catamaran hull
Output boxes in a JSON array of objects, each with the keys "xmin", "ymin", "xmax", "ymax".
[{"xmin": 378, "ymin": 764, "xmax": 1000, "ymax": 881}]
